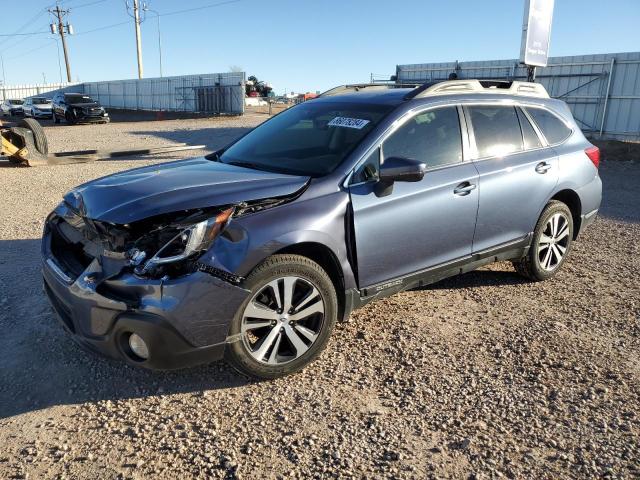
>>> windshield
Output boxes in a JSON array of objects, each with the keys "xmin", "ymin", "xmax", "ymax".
[
  {"xmin": 32, "ymin": 97, "xmax": 50, "ymax": 105},
  {"xmin": 65, "ymin": 95, "xmax": 95, "ymax": 104},
  {"xmin": 219, "ymin": 101, "xmax": 394, "ymax": 176},
  {"xmin": 9, "ymin": 100, "xmax": 23, "ymax": 105}
]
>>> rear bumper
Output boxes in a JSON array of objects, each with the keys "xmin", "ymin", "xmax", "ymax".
[{"xmin": 42, "ymin": 225, "xmax": 250, "ymax": 370}]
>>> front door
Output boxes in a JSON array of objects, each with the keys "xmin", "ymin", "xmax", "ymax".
[{"xmin": 349, "ymin": 106, "xmax": 479, "ymax": 288}]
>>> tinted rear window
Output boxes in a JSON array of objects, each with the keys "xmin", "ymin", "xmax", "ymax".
[
  {"xmin": 468, "ymin": 106, "xmax": 523, "ymax": 158},
  {"xmin": 526, "ymin": 107, "xmax": 572, "ymax": 144}
]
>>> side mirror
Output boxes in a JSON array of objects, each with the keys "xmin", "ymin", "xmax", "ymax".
[
  {"xmin": 379, "ymin": 157, "xmax": 426, "ymax": 183},
  {"xmin": 376, "ymin": 157, "xmax": 426, "ymax": 197}
]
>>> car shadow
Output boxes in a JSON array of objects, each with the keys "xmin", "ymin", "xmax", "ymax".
[
  {"xmin": 0, "ymin": 238, "xmax": 254, "ymax": 419},
  {"xmin": 415, "ymin": 268, "xmax": 528, "ymax": 291},
  {"xmin": 0, "ymin": 238, "xmax": 527, "ymax": 419}
]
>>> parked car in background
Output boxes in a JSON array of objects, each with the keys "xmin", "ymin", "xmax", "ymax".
[
  {"xmin": 1, "ymin": 99, "xmax": 24, "ymax": 116},
  {"xmin": 42, "ymin": 79, "xmax": 602, "ymax": 379},
  {"xmin": 52, "ymin": 92, "xmax": 109, "ymax": 124},
  {"xmin": 23, "ymin": 97, "xmax": 53, "ymax": 119}
]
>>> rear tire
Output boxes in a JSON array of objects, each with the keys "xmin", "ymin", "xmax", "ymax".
[
  {"xmin": 19, "ymin": 118, "xmax": 48, "ymax": 155},
  {"xmin": 225, "ymin": 254, "xmax": 337, "ymax": 379},
  {"xmin": 513, "ymin": 200, "xmax": 573, "ymax": 281}
]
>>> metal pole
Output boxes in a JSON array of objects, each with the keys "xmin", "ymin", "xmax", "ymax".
[
  {"xmin": 599, "ymin": 57, "xmax": 615, "ymax": 137},
  {"xmin": 133, "ymin": 0, "xmax": 144, "ymax": 79},
  {"xmin": 527, "ymin": 65, "xmax": 536, "ymax": 82},
  {"xmin": 54, "ymin": 6, "xmax": 72, "ymax": 82}
]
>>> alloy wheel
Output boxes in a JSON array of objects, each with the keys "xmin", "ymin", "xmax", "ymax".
[
  {"xmin": 241, "ymin": 276, "xmax": 325, "ymax": 365},
  {"xmin": 538, "ymin": 212, "xmax": 570, "ymax": 271}
]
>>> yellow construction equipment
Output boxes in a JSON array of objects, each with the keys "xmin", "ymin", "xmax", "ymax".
[
  {"xmin": 1, "ymin": 117, "xmax": 50, "ymax": 166},
  {"xmin": 0, "ymin": 118, "xmax": 204, "ymax": 167}
]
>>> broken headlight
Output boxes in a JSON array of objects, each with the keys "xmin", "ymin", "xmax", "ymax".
[{"xmin": 133, "ymin": 208, "xmax": 233, "ymax": 276}]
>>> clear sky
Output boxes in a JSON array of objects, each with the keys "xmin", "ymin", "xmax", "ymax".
[{"xmin": 1, "ymin": 0, "xmax": 639, "ymax": 93}]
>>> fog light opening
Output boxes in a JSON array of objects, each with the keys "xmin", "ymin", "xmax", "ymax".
[{"xmin": 128, "ymin": 333, "xmax": 149, "ymax": 361}]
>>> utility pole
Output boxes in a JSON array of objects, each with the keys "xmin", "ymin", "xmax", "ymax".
[
  {"xmin": 133, "ymin": 0, "xmax": 144, "ymax": 78},
  {"xmin": 49, "ymin": 6, "xmax": 73, "ymax": 82}
]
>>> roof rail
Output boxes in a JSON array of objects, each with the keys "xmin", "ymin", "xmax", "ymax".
[
  {"xmin": 319, "ymin": 83, "xmax": 421, "ymax": 97},
  {"xmin": 408, "ymin": 79, "xmax": 549, "ymax": 99}
]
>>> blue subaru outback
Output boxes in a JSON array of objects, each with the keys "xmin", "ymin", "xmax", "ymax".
[{"xmin": 42, "ymin": 80, "xmax": 602, "ymax": 378}]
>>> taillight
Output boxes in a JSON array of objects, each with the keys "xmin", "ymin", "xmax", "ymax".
[{"xmin": 585, "ymin": 146, "xmax": 600, "ymax": 169}]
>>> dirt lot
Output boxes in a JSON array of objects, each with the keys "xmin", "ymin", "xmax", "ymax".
[{"xmin": 0, "ymin": 118, "xmax": 639, "ymax": 479}]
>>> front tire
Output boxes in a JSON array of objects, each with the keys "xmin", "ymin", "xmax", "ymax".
[
  {"xmin": 513, "ymin": 200, "xmax": 574, "ymax": 281},
  {"xmin": 225, "ymin": 254, "xmax": 337, "ymax": 379},
  {"xmin": 65, "ymin": 111, "xmax": 76, "ymax": 125}
]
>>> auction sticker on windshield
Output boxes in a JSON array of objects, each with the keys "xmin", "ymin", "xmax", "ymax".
[{"xmin": 328, "ymin": 117, "xmax": 370, "ymax": 129}]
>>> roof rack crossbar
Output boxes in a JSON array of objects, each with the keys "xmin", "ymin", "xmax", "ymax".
[
  {"xmin": 408, "ymin": 79, "xmax": 549, "ymax": 99},
  {"xmin": 319, "ymin": 83, "xmax": 421, "ymax": 97}
]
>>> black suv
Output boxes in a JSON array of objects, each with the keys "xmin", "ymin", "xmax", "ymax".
[{"xmin": 52, "ymin": 92, "xmax": 110, "ymax": 125}]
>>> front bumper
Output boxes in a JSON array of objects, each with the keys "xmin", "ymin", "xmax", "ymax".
[
  {"xmin": 42, "ymin": 225, "xmax": 250, "ymax": 370},
  {"xmin": 31, "ymin": 111, "xmax": 53, "ymax": 119},
  {"xmin": 72, "ymin": 111, "xmax": 110, "ymax": 123}
]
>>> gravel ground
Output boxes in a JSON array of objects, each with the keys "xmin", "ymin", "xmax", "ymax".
[{"xmin": 0, "ymin": 118, "xmax": 638, "ymax": 479}]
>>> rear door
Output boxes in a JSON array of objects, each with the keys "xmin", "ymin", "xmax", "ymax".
[
  {"xmin": 466, "ymin": 104, "xmax": 559, "ymax": 252},
  {"xmin": 349, "ymin": 106, "xmax": 479, "ymax": 288}
]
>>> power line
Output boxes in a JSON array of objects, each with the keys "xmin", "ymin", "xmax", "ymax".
[
  {"xmin": 0, "ymin": 31, "xmax": 49, "ymax": 37},
  {"xmin": 157, "ymin": 0, "xmax": 243, "ymax": 18},
  {"xmin": 4, "ymin": 40, "xmax": 57, "ymax": 61},
  {"xmin": 0, "ymin": 9, "xmax": 48, "ymax": 47},
  {"xmin": 73, "ymin": 20, "xmax": 130, "ymax": 36},
  {"xmin": 71, "ymin": 0, "xmax": 108, "ymax": 9}
]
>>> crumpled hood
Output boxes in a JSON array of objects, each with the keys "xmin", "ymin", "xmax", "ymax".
[{"xmin": 64, "ymin": 158, "xmax": 309, "ymax": 224}]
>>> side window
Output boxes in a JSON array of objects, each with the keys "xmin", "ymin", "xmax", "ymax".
[
  {"xmin": 468, "ymin": 106, "xmax": 523, "ymax": 158},
  {"xmin": 352, "ymin": 148, "xmax": 380, "ymax": 184},
  {"xmin": 525, "ymin": 107, "xmax": 572, "ymax": 144},
  {"xmin": 383, "ymin": 106, "xmax": 462, "ymax": 168},
  {"xmin": 517, "ymin": 107, "xmax": 543, "ymax": 149}
]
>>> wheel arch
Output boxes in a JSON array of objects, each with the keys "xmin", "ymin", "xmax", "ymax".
[
  {"xmin": 274, "ymin": 242, "xmax": 347, "ymax": 322},
  {"xmin": 549, "ymin": 189, "xmax": 582, "ymax": 239}
]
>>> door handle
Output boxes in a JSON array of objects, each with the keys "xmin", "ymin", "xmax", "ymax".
[
  {"xmin": 454, "ymin": 182, "xmax": 477, "ymax": 196},
  {"xmin": 535, "ymin": 162, "xmax": 552, "ymax": 174}
]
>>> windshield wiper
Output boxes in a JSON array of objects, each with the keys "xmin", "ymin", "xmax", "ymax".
[{"xmin": 226, "ymin": 160, "xmax": 264, "ymax": 170}]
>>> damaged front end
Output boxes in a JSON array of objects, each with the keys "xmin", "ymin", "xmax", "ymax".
[{"xmin": 41, "ymin": 199, "xmax": 292, "ymax": 368}]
